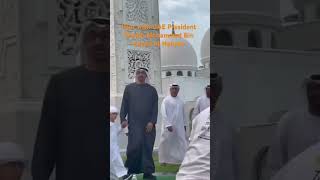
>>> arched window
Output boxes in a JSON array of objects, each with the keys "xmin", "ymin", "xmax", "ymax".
[
  {"xmin": 188, "ymin": 71, "xmax": 192, "ymax": 77},
  {"xmin": 271, "ymin": 32, "xmax": 277, "ymax": 49},
  {"xmin": 177, "ymin": 71, "xmax": 183, "ymax": 76},
  {"xmin": 166, "ymin": 71, "xmax": 172, "ymax": 77},
  {"xmin": 213, "ymin": 29, "xmax": 233, "ymax": 46},
  {"xmin": 248, "ymin": 30, "xmax": 262, "ymax": 48}
]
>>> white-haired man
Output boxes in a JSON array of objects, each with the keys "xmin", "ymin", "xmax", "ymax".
[{"xmin": 32, "ymin": 17, "xmax": 109, "ymax": 180}]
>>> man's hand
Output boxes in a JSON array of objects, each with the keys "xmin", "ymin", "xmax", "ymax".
[
  {"xmin": 167, "ymin": 126, "xmax": 173, "ymax": 132},
  {"xmin": 146, "ymin": 122, "xmax": 154, "ymax": 133},
  {"xmin": 121, "ymin": 120, "xmax": 128, "ymax": 128}
]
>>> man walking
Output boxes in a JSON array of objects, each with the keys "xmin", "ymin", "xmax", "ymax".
[{"xmin": 120, "ymin": 68, "xmax": 159, "ymax": 180}]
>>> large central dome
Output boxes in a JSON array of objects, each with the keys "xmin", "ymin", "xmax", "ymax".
[{"xmin": 161, "ymin": 37, "xmax": 197, "ymax": 71}]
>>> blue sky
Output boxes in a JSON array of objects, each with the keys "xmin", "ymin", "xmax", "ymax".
[{"xmin": 159, "ymin": 0, "xmax": 210, "ymax": 66}]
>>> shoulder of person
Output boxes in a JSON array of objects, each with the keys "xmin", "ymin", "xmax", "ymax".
[
  {"xmin": 179, "ymin": 97, "xmax": 185, "ymax": 103},
  {"xmin": 195, "ymin": 96, "xmax": 202, "ymax": 102},
  {"xmin": 162, "ymin": 96, "xmax": 170, "ymax": 101},
  {"xmin": 148, "ymin": 84, "xmax": 158, "ymax": 94},
  {"xmin": 197, "ymin": 107, "xmax": 211, "ymax": 120},
  {"xmin": 125, "ymin": 83, "xmax": 136, "ymax": 89},
  {"xmin": 147, "ymin": 84, "xmax": 157, "ymax": 90}
]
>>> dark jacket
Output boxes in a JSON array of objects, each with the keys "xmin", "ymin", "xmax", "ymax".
[{"xmin": 32, "ymin": 66, "xmax": 109, "ymax": 180}]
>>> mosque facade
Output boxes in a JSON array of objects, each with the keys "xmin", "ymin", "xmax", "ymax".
[
  {"xmin": 109, "ymin": 0, "xmax": 210, "ymax": 150},
  {"xmin": 213, "ymin": 0, "xmax": 320, "ymax": 180}
]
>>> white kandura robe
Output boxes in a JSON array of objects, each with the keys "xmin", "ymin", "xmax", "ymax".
[
  {"xmin": 177, "ymin": 107, "xmax": 238, "ymax": 180},
  {"xmin": 158, "ymin": 95, "xmax": 188, "ymax": 164},
  {"xmin": 266, "ymin": 109, "xmax": 320, "ymax": 179},
  {"xmin": 192, "ymin": 95, "xmax": 210, "ymax": 119},
  {"xmin": 176, "ymin": 107, "xmax": 211, "ymax": 180},
  {"xmin": 110, "ymin": 122, "xmax": 127, "ymax": 179}
]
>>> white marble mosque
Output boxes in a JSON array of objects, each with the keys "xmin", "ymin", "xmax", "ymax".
[
  {"xmin": 110, "ymin": 0, "xmax": 210, "ymax": 151},
  {"xmin": 213, "ymin": 0, "xmax": 320, "ymax": 179}
]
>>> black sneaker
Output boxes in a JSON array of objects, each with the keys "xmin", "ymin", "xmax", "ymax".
[
  {"xmin": 143, "ymin": 173, "xmax": 156, "ymax": 180},
  {"xmin": 122, "ymin": 174, "xmax": 133, "ymax": 180}
]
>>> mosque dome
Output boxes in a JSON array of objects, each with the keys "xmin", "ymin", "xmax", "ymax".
[
  {"xmin": 200, "ymin": 29, "xmax": 210, "ymax": 66},
  {"xmin": 161, "ymin": 37, "xmax": 198, "ymax": 71}
]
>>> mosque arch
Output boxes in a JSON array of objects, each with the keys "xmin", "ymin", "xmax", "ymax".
[
  {"xmin": 188, "ymin": 71, "xmax": 192, "ymax": 77},
  {"xmin": 213, "ymin": 29, "xmax": 233, "ymax": 46},
  {"xmin": 177, "ymin": 71, "xmax": 183, "ymax": 76},
  {"xmin": 248, "ymin": 30, "xmax": 262, "ymax": 48},
  {"xmin": 166, "ymin": 71, "xmax": 172, "ymax": 77}
]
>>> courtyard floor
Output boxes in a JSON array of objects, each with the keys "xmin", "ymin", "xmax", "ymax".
[{"xmin": 122, "ymin": 154, "xmax": 180, "ymax": 179}]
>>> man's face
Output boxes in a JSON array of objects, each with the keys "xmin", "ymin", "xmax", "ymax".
[
  {"xmin": 110, "ymin": 112, "xmax": 118, "ymax": 122},
  {"xmin": 206, "ymin": 87, "xmax": 210, "ymax": 98},
  {"xmin": 84, "ymin": 26, "xmax": 109, "ymax": 63},
  {"xmin": 170, "ymin": 87, "xmax": 179, "ymax": 97},
  {"xmin": 307, "ymin": 82, "xmax": 320, "ymax": 111},
  {"xmin": 136, "ymin": 70, "xmax": 147, "ymax": 83},
  {"xmin": 0, "ymin": 162, "xmax": 24, "ymax": 180}
]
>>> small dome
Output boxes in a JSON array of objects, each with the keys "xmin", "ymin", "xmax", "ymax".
[
  {"xmin": 161, "ymin": 37, "xmax": 197, "ymax": 71},
  {"xmin": 200, "ymin": 29, "xmax": 210, "ymax": 65}
]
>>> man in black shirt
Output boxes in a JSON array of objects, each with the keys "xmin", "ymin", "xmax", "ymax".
[{"xmin": 32, "ymin": 17, "xmax": 109, "ymax": 180}]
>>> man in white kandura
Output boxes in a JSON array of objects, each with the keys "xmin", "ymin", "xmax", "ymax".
[
  {"xmin": 176, "ymin": 107, "xmax": 210, "ymax": 180},
  {"xmin": 266, "ymin": 74, "xmax": 320, "ymax": 179},
  {"xmin": 158, "ymin": 83, "xmax": 188, "ymax": 165},
  {"xmin": 110, "ymin": 106, "xmax": 130, "ymax": 180},
  {"xmin": 192, "ymin": 84, "xmax": 210, "ymax": 119},
  {"xmin": 176, "ymin": 73, "xmax": 238, "ymax": 180}
]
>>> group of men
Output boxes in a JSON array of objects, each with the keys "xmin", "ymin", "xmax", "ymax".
[
  {"xmin": 27, "ymin": 16, "xmax": 238, "ymax": 180},
  {"xmin": 158, "ymin": 83, "xmax": 210, "ymax": 165},
  {"xmin": 112, "ymin": 63, "xmax": 211, "ymax": 179}
]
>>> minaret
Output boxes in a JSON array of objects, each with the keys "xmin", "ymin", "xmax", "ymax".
[
  {"xmin": 172, "ymin": 21, "xmax": 175, "ymax": 34},
  {"xmin": 110, "ymin": 0, "xmax": 163, "ymax": 150},
  {"xmin": 110, "ymin": 0, "xmax": 162, "ymax": 100}
]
